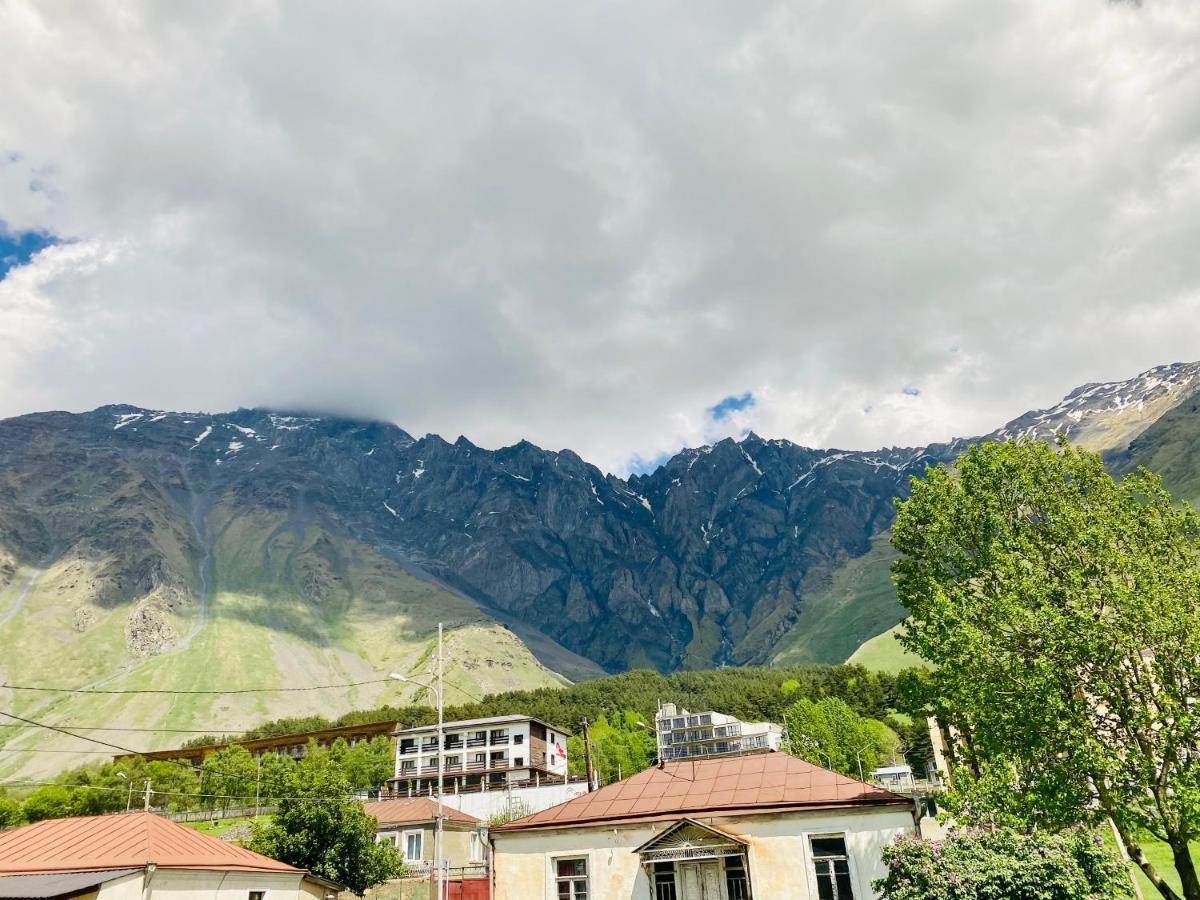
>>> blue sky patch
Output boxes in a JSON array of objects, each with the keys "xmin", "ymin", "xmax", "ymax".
[
  {"xmin": 903, "ymin": 386, "xmax": 921, "ymax": 397},
  {"xmin": 708, "ymin": 391, "xmax": 755, "ymax": 421},
  {"xmin": 0, "ymin": 223, "xmax": 57, "ymax": 279}
]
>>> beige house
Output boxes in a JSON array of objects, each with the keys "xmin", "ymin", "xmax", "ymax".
[
  {"xmin": 365, "ymin": 799, "xmax": 488, "ymax": 878},
  {"xmin": 490, "ymin": 753, "xmax": 915, "ymax": 900},
  {"xmin": 0, "ymin": 812, "xmax": 339, "ymax": 900}
]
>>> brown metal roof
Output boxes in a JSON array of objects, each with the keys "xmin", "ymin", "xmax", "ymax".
[
  {"xmin": 0, "ymin": 813, "xmax": 302, "ymax": 876},
  {"xmin": 491, "ymin": 753, "xmax": 910, "ymax": 832},
  {"xmin": 362, "ymin": 799, "xmax": 480, "ymax": 828}
]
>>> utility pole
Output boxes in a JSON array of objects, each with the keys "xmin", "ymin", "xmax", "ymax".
[
  {"xmin": 435, "ymin": 622, "xmax": 445, "ymax": 900},
  {"xmin": 254, "ymin": 757, "xmax": 261, "ymax": 817},
  {"xmin": 142, "ymin": 779, "xmax": 152, "ymax": 812},
  {"xmin": 581, "ymin": 718, "xmax": 595, "ymax": 792}
]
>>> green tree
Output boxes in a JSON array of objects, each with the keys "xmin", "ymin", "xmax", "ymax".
[
  {"xmin": 875, "ymin": 826, "xmax": 1131, "ymax": 900},
  {"xmin": 200, "ymin": 745, "xmax": 258, "ymax": 813},
  {"xmin": 784, "ymin": 696, "xmax": 899, "ymax": 780},
  {"xmin": 257, "ymin": 752, "xmax": 299, "ymax": 800},
  {"xmin": 892, "ymin": 439, "xmax": 1200, "ymax": 899},
  {"xmin": 249, "ymin": 760, "xmax": 404, "ymax": 895},
  {"xmin": 338, "ymin": 736, "xmax": 394, "ymax": 792},
  {"xmin": 21, "ymin": 785, "xmax": 75, "ymax": 822},
  {"xmin": 567, "ymin": 713, "xmax": 655, "ymax": 785},
  {"xmin": 0, "ymin": 790, "xmax": 23, "ymax": 828}
]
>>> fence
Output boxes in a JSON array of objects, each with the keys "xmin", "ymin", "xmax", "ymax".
[{"xmin": 165, "ymin": 805, "xmax": 276, "ymax": 823}]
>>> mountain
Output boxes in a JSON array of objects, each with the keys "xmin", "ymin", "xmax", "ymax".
[{"xmin": 2, "ymin": 360, "xmax": 1198, "ymax": 775}]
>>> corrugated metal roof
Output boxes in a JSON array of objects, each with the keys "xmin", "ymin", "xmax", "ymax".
[
  {"xmin": 491, "ymin": 753, "xmax": 910, "ymax": 832},
  {"xmin": 0, "ymin": 868, "xmax": 140, "ymax": 898},
  {"xmin": 363, "ymin": 799, "xmax": 479, "ymax": 828},
  {"xmin": 0, "ymin": 813, "xmax": 302, "ymax": 876}
]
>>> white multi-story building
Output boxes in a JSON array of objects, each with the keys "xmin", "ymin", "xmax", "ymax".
[
  {"xmin": 391, "ymin": 714, "xmax": 571, "ymax": 795},
  {"xmin": 655, "ymin": 702, "xmax": 785, "ymax": 762}
]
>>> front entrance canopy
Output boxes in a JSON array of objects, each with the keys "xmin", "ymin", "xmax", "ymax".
[{"xmin": 635, "ymin": 819, "xmax": 748, "ymax": 864}]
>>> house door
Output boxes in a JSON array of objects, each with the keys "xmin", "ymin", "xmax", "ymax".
[{"xmin": 678, "ymin": 861, "xmax": 725, "ymax": 900}]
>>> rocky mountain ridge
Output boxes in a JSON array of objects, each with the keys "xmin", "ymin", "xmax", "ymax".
[{"xmin": 4, "ymin": 360, "xmax": 1195, "ymax": 679}]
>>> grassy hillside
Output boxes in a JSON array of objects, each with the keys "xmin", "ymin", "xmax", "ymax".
[
  {"xmin": 846, "ymin": 625, "xmax": 925, "ymax": 673},
  {"xmin": 0, "ymin": 505, "xmax": 568, "ymax": 781},
  {"xmin": 770, "ymin": 534, "xmax": 906, "ymax": 666},
  {"xmin": 1111, "ymin": 397, "xmax": 1200, "ymax": 507}
]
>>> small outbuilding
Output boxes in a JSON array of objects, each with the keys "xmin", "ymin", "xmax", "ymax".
[{"xmin": 0, "ymin": 812, "xmax": 339, "ymax": 900}]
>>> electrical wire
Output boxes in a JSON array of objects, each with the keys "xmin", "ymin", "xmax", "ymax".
[{"xmin": 0, "ymin": 679, "xmax": 392, "ymax": 695}]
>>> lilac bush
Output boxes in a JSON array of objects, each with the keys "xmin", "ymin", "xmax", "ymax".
[{"xmin": 874, "ymin": 826, "xmax": 1132, "ymax": 900}]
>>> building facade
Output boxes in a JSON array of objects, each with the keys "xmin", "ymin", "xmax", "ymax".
[
  {"xmin": 490, "ymin": 754, "xmax": 915, "ymax": 900},
  {"xmin": 114, "ymin": 720, "xmax": 398, "ymax": 767},
  {"xmin": 366, "ymin": 799, "xmax": 488, "ymax": 881},
  {"xmin": 391, "ymin": 714, "xmax": 570, "ymax": 795},
  {"xmin": 655, "ymin": 703, "xmax": 784, "ymax": 762}
]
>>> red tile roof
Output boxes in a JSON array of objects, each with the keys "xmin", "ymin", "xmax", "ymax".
[
  {"xmin": 363, "ymin": 799, "xmax": 480, "ymax": 828},
  {"xmin": 491, "ymin": 753, "xmax": 909, "ymax": 832},
  {"xmin": 0, "ymin": 813, "xmax": 303, "ymax": 876}
]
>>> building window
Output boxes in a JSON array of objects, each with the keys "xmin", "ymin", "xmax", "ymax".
[
  {"xmin": 555, "ymin": 857, "xmax": 588, "ymax": 900},
  {"xmin": 376, "ymin": 833, "xmax": 399, "ymax": 847},
  {"xmin": 725, "ymin": 857, "xmax": 750, "ymax": 900},
  {"xmin": 811, "ymin": 835, "xmax": 855, "ymax": 899},
  {"xmin": 514, "ymin": 734, "xmax": 524, "ymax": 745},
  {"xmin": 249, "ymin": 892, "xmax": 265, "ymax": 900},
  {"xmin": 403, "ymin": 830, "xmax": 424, "ymax": 862},
  {"xmin": 514, "ymin": 756, "xmax": 525, "ymax": 766},
  {"xmin": 653, "ymin": 861, "xmax": 677, "ymax": 900}
]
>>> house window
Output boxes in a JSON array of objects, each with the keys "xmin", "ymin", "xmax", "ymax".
[
  {"xmin": 514, "ymin": 734, "xmax": 524, "ymax": 745},
  {"xmin": 514, "ymin": 756, "xmax": 525, "ymax": 766},
  {"xmin": 725, "ymin": 857, "xmax": 750, "ymax": 900},
  {"xmin": 653, "ymin": 861, "xmax": 677, "ymax": 900},
  {"xmin": 811, "ymin": 835, "xmax": 855, "ymax": 899},
  {"xmin": 376, "ymin": 833, "xmax": 399, "ymax": 847},
  {"xmin": 403, "ymin": 830, "xmax": 424, "ymax": 862},
  {"xmin": 555, "ymin": 857, "xmax": 588, "ymax": 900},
  {"xmin": 249, "ymin": 892, "xmax": 265, "ymax": 900}
]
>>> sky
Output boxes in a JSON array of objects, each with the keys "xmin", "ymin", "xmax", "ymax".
[{"xmin": 1, "ymin": 1, "xmax": 1199, "ymax": 474}]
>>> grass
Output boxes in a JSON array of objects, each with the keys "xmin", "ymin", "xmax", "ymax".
[
  {"xmin": 0, "ymin": 508, "xmax": 567, "ymax": 782},
  {"xmin": 771, "ymin": 533, "xmax": 908, "ymax": 666},
  {"xmin": 1101, "ymin": 830, "xmax": 1200, "ymax": 898},
  {"xmin": 182, "ymin": 814, "xmax": 270, "ymax": 839},
  {"xmin": 846, "ymin": 624, "xmax": 926, "ymax": 673}
]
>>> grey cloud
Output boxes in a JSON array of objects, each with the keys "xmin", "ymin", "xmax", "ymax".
[{"xmin": 1, "ymin": 0, "xmax": 1199, "ymax": 473}]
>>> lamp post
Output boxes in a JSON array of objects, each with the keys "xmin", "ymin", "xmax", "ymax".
[
  {"xmin": 117, "ymin": 772, "xmax": 132, "ymax": 813},
  {"xmin": 391, "ymin": 622, "xmax": 445, "ymax": 900}
]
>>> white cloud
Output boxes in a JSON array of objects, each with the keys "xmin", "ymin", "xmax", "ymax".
[{"xmin": 1, "ymin": 0, "xmax": 1199, "ymax": 473}]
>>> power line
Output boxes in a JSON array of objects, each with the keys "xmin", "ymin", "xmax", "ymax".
[
  {"xmin": 0, "ymin": 779, "xmax": 365, "ymax": 805},
  {"xmin": 0, "ymin": 679, "xmax": 392, "ymax": 695},
  {"xmin": 0, "ymin": 724, "xmax": 245, "ymax": 734}
]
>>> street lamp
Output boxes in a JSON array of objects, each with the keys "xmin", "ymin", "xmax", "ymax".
[
  {"xmin": 391, "ymin": 622, "xmax": 445, "ymax": 900},
  {"xmin": 117, "ymin": 772, "xmax": 133, "ymax": 813}
]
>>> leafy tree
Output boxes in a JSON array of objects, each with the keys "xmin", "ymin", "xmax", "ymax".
[
  {"xmin": 331, "ymin": 736, "xmax": 393, "ymax": 792},
  {"xmin": 21, "ymin": 785, "xmax": 75, "ymax": 822},
  {"xmin": 784, "ymin": 696, "xmax": 899, "ymax": 780},
  {"xmin": 249, "ymin": 758, "xmax": 404, "ymax": 895},
  {"xmin": 0, "ymin": 790, "xmax": 23, "ymax": 828},
  {"xmin": 567, "ymin": 713, "xmax": 655, "ymax": 784},
  {"xmin": 200, "ymin": 745, "xmax": 258, "ymax": 812},
  {"xmin": 892, "ymin": 439, "xmax": 1200, "ymax": 899},
  {"xmin": 257, "ymin": 752, "xmax": 300, "ymax": 800},
  {"xmin": 875, "ymin": 827, "xmax": 1131, "ymax": 900}
]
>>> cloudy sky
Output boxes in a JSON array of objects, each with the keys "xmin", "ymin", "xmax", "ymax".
[{"xmin": 1, "ymin": 0, "xmax": 1199, "ymax": 473}]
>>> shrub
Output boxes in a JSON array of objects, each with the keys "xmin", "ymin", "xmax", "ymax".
[{"xmin": 874, "ymin": 826, "xmax": 1132, "ymax": 900}]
